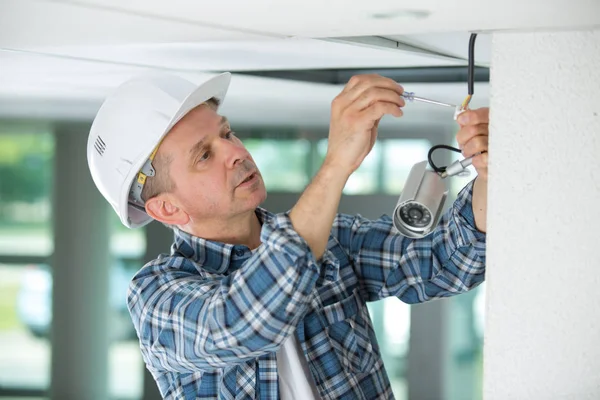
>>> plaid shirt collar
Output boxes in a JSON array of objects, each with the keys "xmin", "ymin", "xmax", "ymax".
[{"xmin": 171, "ymin": 207, "xmax": 272, "ymax": 275}]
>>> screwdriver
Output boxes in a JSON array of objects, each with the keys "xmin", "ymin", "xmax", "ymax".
[{"xmin": 401, "ymin": 91, "xmax": 458, "ymax": 109}]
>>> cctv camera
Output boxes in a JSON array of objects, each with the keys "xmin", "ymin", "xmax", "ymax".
[{"xmin": 393, "ymin": 161, "xmax": 448, "ymax": 239}]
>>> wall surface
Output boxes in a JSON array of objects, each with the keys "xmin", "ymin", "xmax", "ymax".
[{"xmin": 484, "ymin": 29, "xmax": 600, "ymax": 399}]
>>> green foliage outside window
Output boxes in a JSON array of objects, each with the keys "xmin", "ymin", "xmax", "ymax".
[{"xmin": 0, "ymin": 132, "xmax": 53, "ymax": 227}]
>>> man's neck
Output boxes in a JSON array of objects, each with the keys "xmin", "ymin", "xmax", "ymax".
[{"xmin": 183, "ymin": 210, "xmax": 263, "ymax": 250}]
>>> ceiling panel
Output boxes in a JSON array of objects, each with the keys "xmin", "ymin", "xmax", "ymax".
[
  {"xmin": 0, "ymin": 0, "xmax": 279, "ymax": 49},
  {"xmin": 2, "ymin": 0, "xmax": 598, "ymax": 50},
  {"xmin": 40, "ymin": 0, "xmax": 600, "ymax": 39}
]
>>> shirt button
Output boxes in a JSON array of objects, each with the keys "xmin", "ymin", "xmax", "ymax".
[{"xmin": 235, "ymin": 249, "xmax": 245, "ymax": 256}]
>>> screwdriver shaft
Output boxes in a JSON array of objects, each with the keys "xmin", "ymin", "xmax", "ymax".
[{"xmin": 402, "ymin": 92, "xmax": 457, "ymax": 109}]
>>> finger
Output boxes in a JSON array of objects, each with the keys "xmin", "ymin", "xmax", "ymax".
[
  {"xmin": 359, "ymin": 101, "xmax": 403, "ymax": 123},
  {"xmin": 342, "ymin": 74, "xmax": 404, "ymax": 100},
  {"xmin": 342, "ymin": 74, "xmax": 374, "ymax": 92},
  {"xmin": 369, "ymin": 119, "xmax": 380, "ymax": 152},
  {"xmin": 456, "ymin": 123, "xmax": 489, "ymax": 148},
  {"xmin": 347, "ymin": 87, "xmax": 405, "ymax": 112},
  {"xmin": 462, "ymin": 135, "xmax": 489, "ymax": 157},
  {"xmin": 343, "ymin": 74, "xmax": 404, "ymax": 93},
  {"xmin": 472, "ymin": 152, "xmax": 489, "ymax": 170},
  {"xmin": 332, "ymin": 75, "xmax": 404, "ymax": 116},
  {"xmin": 456, "ymin": 107, "xmax": 489, "ymax": 125},
  {"xmin": 476, "ymin": 168, "xmax": 488, "ymax": 181}
]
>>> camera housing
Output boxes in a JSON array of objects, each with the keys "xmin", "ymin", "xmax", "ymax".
[{"xmin": 393, "ymin": 160, "xmax": 448, "ymax": 238}]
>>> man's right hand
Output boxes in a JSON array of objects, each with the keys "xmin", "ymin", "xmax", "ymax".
[
  {"xmin": 325, "ymin": 74, "xmax": 406, "ymax": 175},
  {"xmin": 288, "ymin": 75, "xmax": 406, "ymax": 259}
]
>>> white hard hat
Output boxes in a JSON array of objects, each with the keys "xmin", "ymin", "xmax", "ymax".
[{"xmin": 87, "ymin": 72, "xmax": 231, "ymax": 229}]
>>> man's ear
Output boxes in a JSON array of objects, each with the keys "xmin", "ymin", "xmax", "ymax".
[{"xmin": 145, "ymin": 194, "xmax": 189, "ymax": 226}]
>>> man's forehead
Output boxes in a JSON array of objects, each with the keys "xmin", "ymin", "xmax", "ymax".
[
  {"xmin": 179, "ymin": 102, "xmax": 221, "ymax": 128},
  {"xmin": 159, "ymin": 104, "xmax": 226, "ymax": 153},
  {"xmin": 170, "ymin": 104, "xmax": 220, "ymax": 135}
]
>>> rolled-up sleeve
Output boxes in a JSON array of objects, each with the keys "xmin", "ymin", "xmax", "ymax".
[{"xmin": 332, "ymin": 178, "xmax": 486, "ymax": 304}]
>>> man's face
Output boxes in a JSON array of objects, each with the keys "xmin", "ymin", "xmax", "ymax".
[{"xmin": 157, "ymin": 103, "xmax": 266, "ymax": 223}]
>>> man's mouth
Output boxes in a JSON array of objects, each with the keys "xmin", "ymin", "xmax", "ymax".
[{"xmin": 238, "ymin": 171, "xmax": 257, "ymax": 186}]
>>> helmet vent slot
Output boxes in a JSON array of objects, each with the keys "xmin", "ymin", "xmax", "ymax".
[{"xmin": 94, "ymin": 136, "xmax": 106, "ymax": 156}]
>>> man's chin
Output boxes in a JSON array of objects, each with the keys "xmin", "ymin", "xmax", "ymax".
[
  {"xmin": 239, "ymin": 185, "xmax": 266, "ymax": 207},
  {"xmin": 257, "ymin": 189, "xmax": 267, "ymax": 206},
  {"xmin": 250, "ymin": 184, "xmax": 267, "ymax": 206}
]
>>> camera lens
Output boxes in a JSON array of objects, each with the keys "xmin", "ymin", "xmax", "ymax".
[
  {"xmin": 399, "ymin": 202, "xmax": 432, "ymax": 229},
  {"xmin": 408, "ymin": 208, "xmax": 423, "ymax": 220}
]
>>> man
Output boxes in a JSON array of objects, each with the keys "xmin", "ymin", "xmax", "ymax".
[{"xmin": 88, "ymin": 72, "xmax": 488, "ymax": 399}]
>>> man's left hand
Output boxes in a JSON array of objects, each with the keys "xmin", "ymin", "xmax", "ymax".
[{"xmin": 456, "ymin": 108, "xmax": 489, "ymax": 181}]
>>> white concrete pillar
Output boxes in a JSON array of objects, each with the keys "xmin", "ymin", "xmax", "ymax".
[
  {"xmin": 50, "ymin": 124, "xmax": 110, "ymax": 400},
  {"xmin": 408, "ymin": 300, "xmax": 450, "ymax": 400},
  {"xmin": 484, "ymin": 30, "xmax": 600, "ymax": 399}
]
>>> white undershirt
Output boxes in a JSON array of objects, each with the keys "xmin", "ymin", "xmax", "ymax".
[
  {"xmin": 276, "ymin": 333, "xmax": 321, "ymax": 400},
  {"xmin": 247, "ymin": 246, "xmax": 320, "ymax": 399}
]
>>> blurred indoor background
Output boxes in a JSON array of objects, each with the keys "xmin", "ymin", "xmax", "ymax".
[
  {"xmin": 0, "ymin": 75, "xmax": 487, "ymax": 399},
  {"xmin": 0, "ymin": 1, "xmax": 530, "ymax": 399}
]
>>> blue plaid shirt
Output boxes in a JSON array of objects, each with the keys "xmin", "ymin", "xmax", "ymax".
[{"xmin": 127, "ymin": 180, "xmax": 486, "ymax": 399}]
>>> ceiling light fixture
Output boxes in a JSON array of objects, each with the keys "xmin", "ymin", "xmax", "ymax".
[{"xmin": 369, "ymin": 9, "xmax": 430, "ymax": 20}]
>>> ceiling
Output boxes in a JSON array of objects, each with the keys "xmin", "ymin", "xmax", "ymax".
[
  {"xmin": 3, "ymin": 0, "xmax": 598, "ymax": 47},
  {"xmin": 0, "ymin": 0, "xmax": 598, "ymax": 124}
]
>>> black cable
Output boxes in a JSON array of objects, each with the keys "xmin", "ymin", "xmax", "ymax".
[
  {"xmin": 468, "ymin": 33, "xmax": 477, "ymax": 95},
  {"xmin": 428, "ymin": 145, "xmax": 462, "ymax": 173},
  {"xmin": 427, "ymin": 34, "xmax": 478, "ymax": 173}
]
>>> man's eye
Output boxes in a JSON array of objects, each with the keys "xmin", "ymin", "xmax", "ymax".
[
  {"xmin": 198, "ymin": 151, "xmax": 210, "ymax": 162},
  {"xmin": 224, "ymin": 131, "xmax": 235, "ymax": 139}
]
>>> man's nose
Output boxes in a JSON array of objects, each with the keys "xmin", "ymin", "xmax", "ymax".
[{"xmin": 222, "ymin": 140, "xmax": 249, "ymax": 168}]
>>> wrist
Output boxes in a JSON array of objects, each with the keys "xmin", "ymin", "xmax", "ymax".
[
  {"xmin": 316, "ymin": 160, "xmax": 351, "ymax": 191},
  {"xmin": 322, "ymin": 157, "xmax": 354, "ymax": 180}
]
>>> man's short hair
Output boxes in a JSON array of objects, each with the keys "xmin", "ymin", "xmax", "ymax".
[{"xmin": 140, "ymin": 97, "xmax": 220, "ymax": 229}]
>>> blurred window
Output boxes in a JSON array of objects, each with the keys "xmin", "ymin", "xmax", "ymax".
[
  {"xmin": 316, "ymin": 139, "xmax": 382, "ymax": 194},
  {"xmin": 0, "ymin": 263, "xmax": 51, "ymax": 389},
  {"xmin": 108, "ymin": 258, "xmax": 144, "ymax": 400},
  {"xmin": 367, "ymin": 299, "xmax": 411, "ymax": 399},
  {"xmin": 0, "ymin": 130, "xmax": 54, "ymax": 390},
  {"xmin": 244, "ymin": 139, "xmax": 310, "ymax": 192},
  {"xmin": 0, "ymin": 129, "xmax": 144, "ymax": 399},
  {"xmin": 0, "ymin": 259, "xmax": 144, "ymax": 399},
  {"xmin": 382, "ymin": 139, "xmax": 432, "ymax": 194},
  {"xmin": 0, "ymin": 132, "xmax": 53, "ymax": 256},
  {"xmin": 447, "ymin": 284, "xmax": 486, "ymax": 400}
]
